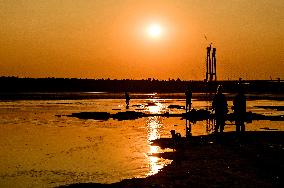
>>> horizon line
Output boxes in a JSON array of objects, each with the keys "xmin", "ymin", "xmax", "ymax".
[{"xmin": 0, "ymin": 76, "xmax": 282, "ymax": 82}]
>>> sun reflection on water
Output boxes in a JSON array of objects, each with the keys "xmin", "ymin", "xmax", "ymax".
[
  {"xmin": 148, "ymin": 105, "xmax": 160, "ymax": 114},
  {"xmin": 146, "ymin": 99, "xmax": 165, "ymax": 114},
  {"xmin": 145, "ymin": 101, "xmax": 172, "ymax": 176},
  {"xmin": 147, "ymin": 117, "xmax": 161, "ymax": 141},
  {"xmin": 147, "ymin": 156, "xmax": 165, "ymax": 176},
  {"xmin": 149, "ymin": 145, "xmax": 159, "ymax": 154}
]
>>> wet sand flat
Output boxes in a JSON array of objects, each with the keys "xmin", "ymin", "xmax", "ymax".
[{"xmin": 65, "ymin": 131, "xmax": 284, "ymax": 188}]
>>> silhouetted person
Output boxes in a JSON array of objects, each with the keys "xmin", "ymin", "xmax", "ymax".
[
  {"xmin": 233, "ymin": 86, "xmax": 246, "ymax": 132},
  {"xmin": 170, "ymin": 130, "xmax": 181, "ymax": 151},
  {"xmin": 185, "ymin": 86, "xmax": 192, "ymax": 112},
  {"xmin": 125, "ymin": 92, "xmax": 130, "ymax": 109},
  {"xmin": 212, "ymin": 85, "xmax": 228, "ymax": 133}
]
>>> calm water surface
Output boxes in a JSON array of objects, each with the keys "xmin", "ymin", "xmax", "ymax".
[{"xmin": 0, "ymin": 93, "xmax": 283, "ymax": 187}]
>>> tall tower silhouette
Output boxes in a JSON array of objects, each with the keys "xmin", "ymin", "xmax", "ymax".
[{"xmin": 205, "ymin": 45, "xmax": 217, "ymax": 82}]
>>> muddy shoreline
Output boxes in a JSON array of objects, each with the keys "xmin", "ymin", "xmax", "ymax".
[{"xmin": 62, "ymin": 131, "xmax": 284, "ymax": 188}]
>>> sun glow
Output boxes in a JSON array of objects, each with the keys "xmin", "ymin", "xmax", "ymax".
[{"xmin": 147, "ymin": 23, "xmax": 162, "ymax": 38}]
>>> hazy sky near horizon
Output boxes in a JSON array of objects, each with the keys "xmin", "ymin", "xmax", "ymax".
[{"xmin": 0, "ymin": 0, "xmax": 283, "ymax": 80}]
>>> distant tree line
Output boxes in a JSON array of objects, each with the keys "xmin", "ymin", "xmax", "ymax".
[{"xmin": 0, "ymin": 76, "xmax": 283, "ymax": 93}]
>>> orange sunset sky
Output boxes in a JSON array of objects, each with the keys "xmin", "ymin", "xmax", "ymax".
[{"xmin": 0, "ymin": 0, "xmax": 283, "ymax": 80}]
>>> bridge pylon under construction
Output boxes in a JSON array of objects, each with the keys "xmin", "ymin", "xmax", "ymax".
[{"xmin": 205, "ymin": 44, "xmax": 217, "ymax": 82}]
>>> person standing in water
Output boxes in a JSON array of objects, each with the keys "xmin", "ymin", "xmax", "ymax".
[
  {"xmin": 232, "ymin": 85, "xmax": 246, "ymax": 132},
  {"xmin": 212, "ymin": 85, "xmax": 228, "ymax": 133},
  {"xmin": 125, "ymin": 92, "xmax": 130, "ymax": 109},
  {"xmin": 185, "ymin": 86, "xmax": 192, "ymax": 113}
]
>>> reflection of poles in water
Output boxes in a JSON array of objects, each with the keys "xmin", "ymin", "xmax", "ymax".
[
  {"xmin": 185, "ymin": 119, "xmax": 192, "ymax": 138},
  {"xmin": 206, "ymin": 118, "xmax": 215, "ymax": 133},
  {"xmin": 125, "ymin": 92, "xmax": 130, "ymax": 109},
  {"xmin": 205, "ymin": 81, "xmax": 214, "ymax": 110}
]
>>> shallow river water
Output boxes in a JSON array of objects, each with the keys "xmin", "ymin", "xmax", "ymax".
[{"xmin": 0, "ymin": 93, "xmax": 283, "ymax": 187}]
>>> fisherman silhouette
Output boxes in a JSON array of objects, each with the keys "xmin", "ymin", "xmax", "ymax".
[
  {"xmin": 212, "ymin": 85, "xmax": 228, "ymax": 133},
  {"xmin": 125, "ymin": 92, "xmax": 130, "ymax": 109},
  {"xmin": 185, "ymin": 86, "xmax": 192, "ymax": 113},
  {"xmin": 232, "ymin": 85, "xmax": 246, "ymax": 132}
]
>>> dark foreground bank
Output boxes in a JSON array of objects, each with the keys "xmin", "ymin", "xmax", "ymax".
[{"xmin": 61, "ymin": 131, "xmax": 284, "ymax": 188}]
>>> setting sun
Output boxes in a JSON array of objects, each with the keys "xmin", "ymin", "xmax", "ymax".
[{"xmin": 147, "ymin": 23, "xmax": 162, "ymax": 38}]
